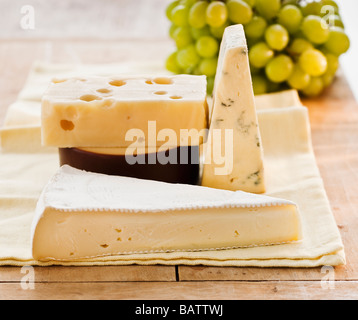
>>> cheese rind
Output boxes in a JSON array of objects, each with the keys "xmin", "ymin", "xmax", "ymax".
[
  {"xmin": 201, "ymin": 24, "xmax": 265, "ymax": 193},
  {"xmin": 31, "ymin": 166, "xmax": 302, "ymax": 261},
  {"xmin": 41, "ymin": 75, "xmax": 208, "ymax": 148}
]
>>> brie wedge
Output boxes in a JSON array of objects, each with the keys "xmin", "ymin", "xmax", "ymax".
[{"xmin": 31, "ymin": 166, "xmax": 302, "ymax": 261}]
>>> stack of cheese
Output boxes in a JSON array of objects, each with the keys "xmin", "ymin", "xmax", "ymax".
[
  {"xmin": 32, "ymin": 24, "xmax": 302, "ymax": 261},
  {"xmin": 41, "ymin": 75, "xmax": 209, "ymax": 185}
]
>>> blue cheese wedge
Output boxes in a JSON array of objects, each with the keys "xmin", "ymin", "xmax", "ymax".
[
  {"xmin": 201, "ymin": 24, "xmax": 265, "ymax": 193},
  {"xmin": 31, "ymin": 166, "xmax": 301, "ymax": 261}
]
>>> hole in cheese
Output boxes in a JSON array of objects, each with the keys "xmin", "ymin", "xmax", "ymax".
[
  {"xmin": 170, "ymin": 95, "xmax": 182, "ymax": 99},
  {"xmin": 79, "ymin": 94, "xmax": 101, "ymax": 102},
  {"xmin": 153, "ymin": 77, "xmax": 173, "ymax": 85},
  {"xmin": 52, "ymin": 78, "xmax": 67, "ymax": 84},
  {"xmin": 96, "ymin": 88, "xmax": 112, "ymax": 94},
  {"xmin": 109, "ymin": 79, "xmax": 126, "ymax": 87},
  {"xmin": 60, "ymin": 120, "xmax": 75, "ymax": 131},
  {"xmin": 154, "ymin": 91, "xmax": 167, "ymax": 95},
  {"xmin": 100, "ymin": 244, "xmax": 109, "ymax": 248},
  {"xmin": 101, "ymin": 99, "xmax": 115, "ymax": 109}
]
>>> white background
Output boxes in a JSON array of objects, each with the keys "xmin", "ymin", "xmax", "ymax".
[{"xmin": 339, "ymin": 0, "xmax": 358, "ymax": 101}]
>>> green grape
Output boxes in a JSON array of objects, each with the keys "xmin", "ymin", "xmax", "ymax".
[
  {"xmin": 324, "ymin": 27, "xmax": 350, "ymax": 55},
  {"xmin": 206, "ymin": 1, "xmax": 228, "ymax": 27},
  {"xmin": 301, "ymin": 15, "xmax": 330, "ymax": 45},
  {"xmin": 191, "ymin": 25, "xmax": 211, "ymax": 40},
  {"xmin": 176, "ymin": 44, "xmax": 200, "ymax": 70},
  {"xmin": 188, "ymin": 1, "xmax": 208, "ymax": 29},
  {"xmin": 255, "ymin": 0, "xmax": 281, "ymax": 20},
  {"xmin": 321, "ymin": 0, "xmax": 339, "ymax": 16},
  {"xmin": 180, "ymin": 0, "xmax": 196, "ymax": 7},
  {"xmin": 244, "ymin": 15, "xmax": 267, "ymax": 39},
  {"xmin": 199, "ymin": 58, "xmax": 218, "ymax": 77},
  {"xmin": 320, "ymin": 6, "xmax": 339, "ymax": 20},
  {"xmin": 166, "ymin": 1, "xmax": 180, "ymax": 21},
  {"xmin": 207, "ymin": 77, "xmax": 215, "ymax": 94},
  {"xmin": 173, "ymin": 26, "xmax": 193, "ymax": 49},
  {"xmin": 227, "ymin": 0, "xmax": 253, "ymax": 25},
  {"xmin": 299, "ymin": 48, "xmax": 328, "ymax": 76},
  {"xmin": 287, "ymin": 64, "xmax": 311, "ymax": 90},
  {"xmin": 196, "ymin": 36, "xmax": 219, "ymax": 58},
  {"xmin": 210, "ymin": 21, "xmax": 230, "ymax": 39},
  {"xmin": 301, "ymin": 77, "xmax": 324, "ymax": 97},
  {"xmin": 300, "ymin": 1, "xmax": 323, "ymax": 16},
  {"xmin": 265, "ymin": 54, "xmax": 294, "ymax": 83},
  {"xmin": 242, "ymin": 0, "xmax": 256, "ymax": 7},
  {"xmin": 265, "ymin": 24, "xmax": 290, "ymax": 51},
  {"xmin": 166, "ymin": 51, "xmax": 183, "ymax": 74},
  {"xmin": 252, "ymin": 75, "xmax": 268, "ymax": 95},
  {"xmin": 166, "ymin": 0, "xmax": 346, "ymax": 96},
  {"xmin": 249, "ymin": 42, "xmax": 274, "ymax": 68},
  {"xmin": 325, "ymin": 14, "xmax": 344, "ymax": 28},
  {"xmin": 324, "ymin": 52, "xmax": 339, "ymax": 74},
  {"xmin": 322, "ymin": 0, "xmax": 339, "ymax": 10},
  {"xmin": 278, "ymin": 4, "xmax": 303, "ymax": 34},
  {"xmin": 287, "ymin": 38, "xmax": 313, "ymax": 55},
  {"xmin": 171, "ymin": 4, "xmax": 190, "ymax": 26},
  {"xmin": 169, "ymin": 24, "xmax": 178, "ymax": 39}
]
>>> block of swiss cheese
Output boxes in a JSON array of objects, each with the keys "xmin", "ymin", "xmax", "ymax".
[
  {"xmin": 31, "ymin": 165, "xmax": 302, "ymax": 261},
  {"xmin": 41, "ymin": 75, "xmax": 208, "ymax": 148},
  {"xmin": 201, "ymin": 24, "xmax": 265, "ymax": 193}
]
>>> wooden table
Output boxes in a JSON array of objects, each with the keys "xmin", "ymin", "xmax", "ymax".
[{"xmin": 0, "ymin": 0, "xmax": 358, "ymax": 300}]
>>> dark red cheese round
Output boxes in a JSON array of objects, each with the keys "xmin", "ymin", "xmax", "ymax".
[{"xmin": 59, "ymin": 146, "xmax": 200, "ymax": 185}]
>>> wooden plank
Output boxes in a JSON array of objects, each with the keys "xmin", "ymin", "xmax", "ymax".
[
  {"xmin": 304, "ymin": 72, "xmax": 358, "ymax": 281},
  {"xmin": 1, "ymin": 281, "xmax": 357, "ymax": 300},
  {"xmin": 0, "ymin": 266, "xmax": 177, "ymax": 282},
  {"xmin": 178, "ymin": 266, "xmax": 349, "ymax": 281}
]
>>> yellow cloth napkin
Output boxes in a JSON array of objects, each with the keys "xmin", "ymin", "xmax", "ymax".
[{"xmin": 0, "ymin": 62, "xmax": 345, "ymax": 267}]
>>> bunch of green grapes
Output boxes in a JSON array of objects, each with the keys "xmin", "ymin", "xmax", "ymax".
[{"xmin": 165, "ymin": 0, "xmax": 350, "ymax": 97}]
